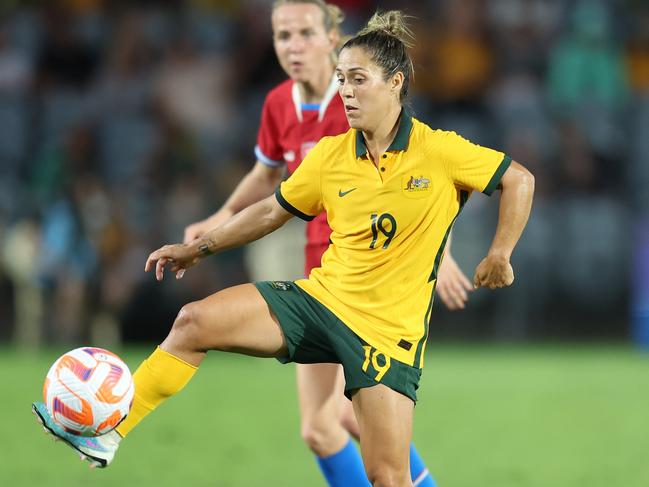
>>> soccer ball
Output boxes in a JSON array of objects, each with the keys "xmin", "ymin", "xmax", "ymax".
[{"xmin": 43, "ymin": 347, "xmax": 134, "ymax": 437}]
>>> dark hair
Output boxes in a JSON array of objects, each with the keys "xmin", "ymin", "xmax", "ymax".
[{"xmin": 341, "ymin": 11, "xmax": 415, "ymax": 102}]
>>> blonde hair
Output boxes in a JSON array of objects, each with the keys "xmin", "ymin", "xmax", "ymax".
[
  {"xmin": 343, "ymin": 10, "xmax": 416, "ymax": 101},
  {"xmin": 272, "ymin": 0, "xmax": 345, "ymax": 35}
]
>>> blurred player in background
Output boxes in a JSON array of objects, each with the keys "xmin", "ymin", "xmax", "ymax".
[{"xmin": 183, "ymin": 2, "xmax": 465, "ymax": 485}]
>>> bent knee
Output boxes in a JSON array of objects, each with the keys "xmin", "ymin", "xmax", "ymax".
[
  {"xmin": 301, "ymin": 415, "xmax": 345, "ymax": 456},
  {"xmin": 170, "ymin": 302, "xmax": 206, "ymax": 345},
  {"xmin": 366, "ymin": 464, "xmax": 409, "ymax": 487},
  {"xmin": 173, "ymin": 302, "xmax": 200, "ymax": 329}
]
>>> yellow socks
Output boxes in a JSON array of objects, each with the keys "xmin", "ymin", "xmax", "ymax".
[{"xmin": 115, "ymin": 347, "xmax": 197, "ymax": 438}]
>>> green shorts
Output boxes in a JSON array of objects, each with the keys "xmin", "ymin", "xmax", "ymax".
[{"xmin": 254, "ymin": 281, "xmax": 422, "ymax": 402}]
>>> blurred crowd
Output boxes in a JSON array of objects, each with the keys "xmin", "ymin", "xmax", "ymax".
[{"xmin": 0, "ymin": 0, "xmax": 646, "ymax": 346}]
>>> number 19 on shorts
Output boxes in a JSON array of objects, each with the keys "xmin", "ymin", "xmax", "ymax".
[{"xmin": 362, "ymin": 346, "xmax": 391, "ymax": 381}]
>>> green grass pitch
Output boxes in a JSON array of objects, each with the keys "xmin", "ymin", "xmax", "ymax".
[{"xmin": 2, "ymin": 345, "xmax": 648, "ymax": 486}]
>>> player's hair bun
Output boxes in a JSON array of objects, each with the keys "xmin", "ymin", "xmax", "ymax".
[{"xmin": 358, "ymin": 11, "xmax": 415, "ymax": 48}]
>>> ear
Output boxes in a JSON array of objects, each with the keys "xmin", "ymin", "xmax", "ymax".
[
  {"xmin": 328, "ymin": 29, "xmax": 340, "ymax": 51},
  {"xmin": 391, "ymin": 71, "xmax": 404, "ymax": 95}
]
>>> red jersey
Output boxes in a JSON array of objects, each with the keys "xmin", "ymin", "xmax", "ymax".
[{"xmin": 255, "ymin": 76, "xmax": 349, "ymax": 273}]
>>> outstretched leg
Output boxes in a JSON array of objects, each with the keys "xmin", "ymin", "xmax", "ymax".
[
  {"xmin": 34, "ymin": 284, "xmax": 288, "ymax": 467},
  {"xmin": 117, "ymin": 283, "xmax": 287, "ymax": 437}
]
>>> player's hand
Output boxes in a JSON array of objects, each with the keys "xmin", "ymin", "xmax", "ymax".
[
  {"xmin": 183, "ymin": 210, "xmax": 233, "ymax": 244},
  {"xmin": 473, "ymin": 254, "xmax": 514, "ymax": 289},
  {"xmin": 145, "ymin": 243, "xmax": 202, "ymax": 281},
  {"xmin": 436, "ymin": 253, "xmax": 473, "ymax": 310},
  {"xmin": 183, "ymin": 218, "xmax": 214, "ymax": 243}
]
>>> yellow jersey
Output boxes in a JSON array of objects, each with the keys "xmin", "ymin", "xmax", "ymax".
[{"xmin": 275, "ymin": 112, "xmax": 510, "ymax": 367}]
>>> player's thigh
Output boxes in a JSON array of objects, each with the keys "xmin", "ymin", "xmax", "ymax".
[
  {"xmin": 296, "ymin": 363, "xmax": 345, "ymax": 421},
  {"xmin": 352, "ymin": 384, "xmax": 414, "ymax": 484},
  {"xmin": 168, "ymin": 283, "xmax": 288, "ymax": 358}
]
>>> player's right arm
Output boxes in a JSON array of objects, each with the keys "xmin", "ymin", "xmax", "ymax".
[
  {"xmin": 148, "ymin": 138, "xmax": 325, "ymax": 281},
  {"xmin": 183, "ymin": 161, "xmax": 284, "ymax": 243},
  {"xmin": 147, "ymin": 194, "xmax": 294, "ymax": 281}
]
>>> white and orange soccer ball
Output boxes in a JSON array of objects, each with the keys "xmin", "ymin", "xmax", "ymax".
[{"xmin": 43, "ymin": 347, "xmax": 134, "ymax": 437}]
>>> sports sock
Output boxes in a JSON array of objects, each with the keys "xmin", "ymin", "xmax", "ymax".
[
  {"xmin": 115, "ymin": 347, "xmax": 197, "ymax": 438},
  {"xmin": 410, "ymin": 443, "xmax": 437, "ymax": 487},
  {"xmin": 316, "ymin": 438, "xmax": 371, "ymax": 487}
]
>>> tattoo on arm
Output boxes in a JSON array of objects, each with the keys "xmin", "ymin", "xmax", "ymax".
[{"xmin": 198, "ymin": 242, "xmax": 213, "ymax": 256}]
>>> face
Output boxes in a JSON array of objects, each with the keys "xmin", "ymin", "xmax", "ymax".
[
  {"xmin": 336, "ymin": 46, "xmax": 403, "ymax": 131},
  {"xmin": 272, "ymin": 3, "xmax": 337, "ymax": 83}
]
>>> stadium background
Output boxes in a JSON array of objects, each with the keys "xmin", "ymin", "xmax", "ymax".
[{"xmin": 0, "ymin": 0, "xmax": 647, "ymax": 485}]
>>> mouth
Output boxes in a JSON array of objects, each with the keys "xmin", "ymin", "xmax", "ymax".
[
  {"xmin": 289, "ymin": 61, "xmax": 303, "ymax": 70},
  {"xmin": 344, "ymin": 105, "xmax": 359, "ymax": 115}
]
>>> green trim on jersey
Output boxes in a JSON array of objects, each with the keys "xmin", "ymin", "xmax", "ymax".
[
  {"xmin": 428, "ymin": 190, "xmax": 470, "ymax": 283},
  {"xmin": 415, "ymin": 190, "xmax": 469, "ymax": 367},
  {"xmin": 414, "ymin": 281, "xmax": 437, "ymax": 368},
  {"xmin": 275, "ymin": 187, "xmax": 315, "ymax": 221},
  {"xmin": 354, "ymin": 110, "xmax": 414, "ymax": 158},
  {"xmin": 483, "ymin": 155, "xmax": 512, "ymax": 195}
]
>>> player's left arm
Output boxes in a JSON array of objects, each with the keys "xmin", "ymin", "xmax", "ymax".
[{"xmin": 473, "ymin": 160, "xmax": 535, "ymax": 289}]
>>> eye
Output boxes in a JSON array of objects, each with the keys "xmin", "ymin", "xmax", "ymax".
[
  {"xmin": 354, "ymin": 77, "xmax": 364, "ymax": 84},
  {"xmin": 336, "ymin": 77, "xmax": 344, "ymax": 85}
]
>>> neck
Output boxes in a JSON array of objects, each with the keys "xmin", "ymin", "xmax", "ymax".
[
  {"xmin": 362, "ymin": 104, "xmax": 403, "ymax": 160},
  {"xmin": 297, "ymin": 65, "xmax": 334, "ymax": 104}
]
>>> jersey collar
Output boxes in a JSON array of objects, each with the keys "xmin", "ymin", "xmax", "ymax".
[
  {"xmin": 354, "ymin": 109, "xmax": 413, "ymax": 158},
  {"xmin": 291, "ymin": 74, "xmax": 339, "ymax": 123}
]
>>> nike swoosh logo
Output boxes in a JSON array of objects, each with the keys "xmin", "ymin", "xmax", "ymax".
[{"xmin": 338, "ymin": 188, "xmax": 357, "ymax": 197}]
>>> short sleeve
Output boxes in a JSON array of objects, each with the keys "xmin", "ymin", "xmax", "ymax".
[
  {"xmin": 256, "ymin": 95, "xmax": 285, "ymax": 168},
  {"xmin": 438, "ymin": 131, "xmax": 511, "ymax": 195},
  {"xmin": 275, "ymin": 141, "xmax": 325, "ymax": 221}
]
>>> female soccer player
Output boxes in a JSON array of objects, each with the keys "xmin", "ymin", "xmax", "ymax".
[
  {"xmin": 33, "ymin": 10, "xmax": 534, "ymax": 487},
  {"xmin": 184, "ymin": 2, "xmax": 454, "ymax": 485}
]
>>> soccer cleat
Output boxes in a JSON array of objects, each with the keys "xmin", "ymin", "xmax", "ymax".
[{"xmin": 32, "ymin": 402, "xmax": 121, "ymax": 468}]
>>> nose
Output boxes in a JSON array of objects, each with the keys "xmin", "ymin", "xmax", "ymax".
[
  {"xmin": 339, "ymin": 80, "xmax": 354, "ymax": 98},
  {"xmin": 287, "ymin": 36, "xmax": 305, "ymax": 54}
]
